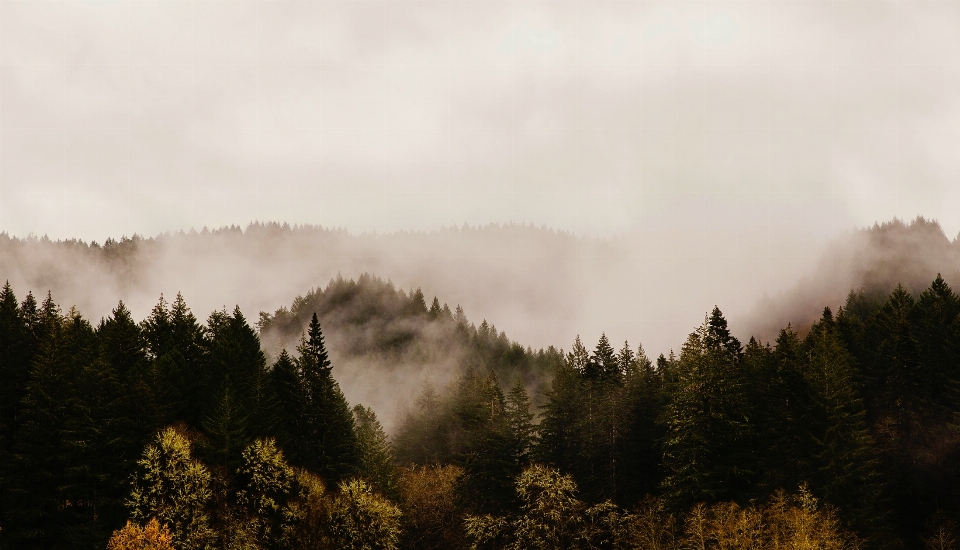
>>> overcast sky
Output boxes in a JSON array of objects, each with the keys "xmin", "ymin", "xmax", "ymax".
[{"xmin": 2, "ymin": 0, "xmax": 959, "ymax": 245}]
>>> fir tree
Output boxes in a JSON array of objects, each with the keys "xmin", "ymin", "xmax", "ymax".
[
  {"xmin": 804, "ymin": 311, "xmax": 887, "ymax": 538},
  {"xmin": 913, "ymin": 275, "xmax": 960, "ymax": 415},
  {"xmin": 619, "ymin": 342, "xmax": 665, "ymax": 504},
  {"xmin": 454, "ymin": 370, "xmax": 516, "ymax": 514},
  {"xmin": 296, "ymin": 313, "xmax": 359, "ymax": 483},
  {"xmin": 504, "ymin": 379, "xmax": 535, "ymax": 468},
  {"xmin": 354, "ymin": 405, "xmax": 398, "ymax": 499},
  {"xmin": 200, "ymin": 381, "xmax": 249, "ymax": 470},
  {"xmin": 660, "ymin": 310, "xmax": 756, "ymax": 508},
  {"xmin": 270, "ymin": 350, "xmax": 304, "ymax": 460}
]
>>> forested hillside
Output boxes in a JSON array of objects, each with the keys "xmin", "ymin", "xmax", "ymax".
[
  {"xmin": 258, "ymin": 274, "xmax": 563, "ymax": 428},
  {"xmin": 4, "ymin": 269, "xmax": 960, "ymax": 548},
  {"xmin": 0, "ymin": 223, "xmax": 595, "ymax": 351},
  {"xmin": 744, "ymin": 217, "xmax": 960, "ymax": 341}
]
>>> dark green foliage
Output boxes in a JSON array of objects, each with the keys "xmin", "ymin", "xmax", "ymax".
[
  {"xmin": 140, "ymin": 294, "xmax": 205, "ymax": 427},
  {"xmin": 10, "ymin": 268, "xmax": 960, "ymax": 548},
  {"xmin": 659, "ymin": 308, "xmax": 756, "ymax": 509},
  {"xmin": 354, "ymin": 404, "xmax": 399, "ymax": 499},
  {"xmin": 618, "ymin": 343, "xmax": 666, "ymax": 503},
  {"xmin": 804, "ymin": 310, "xmax": 888, "ymax": 538},
  {"xmin": 745, "ymin": 329, "xmax": 817, "ymax": 496},
  {"xmin": 200, "ymin": 382, "xmax": 250, "ymax": 470},
  {"xmin": 293, "ymin": 313, "xmax": 359, "ymax": 483},
  {"xmin": 258, "ymin": 274, "xmax": 562, "ymax": 408},
  {"xmin": 536, "ymin": 336, "xmax": 664, "ymax": 506},
  {"xmin": 504, "ymin": 379, "xmax": 535, "ymax": 468},
  {"xmin": 393, "ymin": 382, "xmax": 447, "ymax": 466},
  {"xmin": 453, "ymin": 369, "xmax": 518, "ymax": 515}
]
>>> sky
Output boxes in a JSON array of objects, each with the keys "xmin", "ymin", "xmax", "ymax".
[
  {"xmin": 2, "ymin": 0, "xmax": 960, "ymax": 356},
  {"xmin": 2, "ymin": 0, "xmax": 959, "ymax": 243}
]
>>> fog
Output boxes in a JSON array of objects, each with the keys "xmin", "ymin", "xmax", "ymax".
[
  {"xmin": 3, "ymin": 1, "xmax": 960, "ymax": 242},
  {"xmin": 0, "ymin": 220, "xmax": 830, "ymax": 428},
  {"xmin": 4, "ymin": 1, "xmax": 960, "ymax": 419}
]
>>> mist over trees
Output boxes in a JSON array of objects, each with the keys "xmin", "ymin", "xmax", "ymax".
[{"xmin": 7, "ymin": 218, "xmax": 960, "ymax": 548}]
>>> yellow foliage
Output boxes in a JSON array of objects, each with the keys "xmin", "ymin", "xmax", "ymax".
[
  {"xmin": 399, "ymin": 464, "xmax": 465, "ymax": 550},
  {"xmin": 106, "ymin": 518, "xmax": 175, "ymax": 550}
]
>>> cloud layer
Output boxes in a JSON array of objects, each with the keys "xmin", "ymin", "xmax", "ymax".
[{"xmin": 3, "ymin": 0, "xmax": 960, "ymax": 242}]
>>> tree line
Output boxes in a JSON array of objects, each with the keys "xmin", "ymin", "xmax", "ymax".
[{"xmin": 3, "ymin": 273, "xmax": 960, "ymax": 548}]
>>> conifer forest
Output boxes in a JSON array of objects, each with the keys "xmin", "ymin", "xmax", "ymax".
[{"xmin": 5, "ymin": 244, "xmax": 960, "ymax": 549}]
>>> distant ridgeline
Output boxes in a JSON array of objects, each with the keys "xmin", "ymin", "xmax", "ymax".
[{"xmin": 747, "ymin": 216, "xmax": 960, "ymax": 340}]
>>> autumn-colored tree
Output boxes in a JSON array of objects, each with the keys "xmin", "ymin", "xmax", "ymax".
[
  {"xmin": 329, "ymin": 479, "xmax": 402, "ymax": 550},
  {"xmin": 107, "ymin": 518, "xmax": 175, "ymax": 550},
  {"xmin": 399, "ymin": 465, "xmax": 465, "ymax": 550},
  {"xmin": 127, "ymin": 428, "xmax": 216, "ymax": 550}
]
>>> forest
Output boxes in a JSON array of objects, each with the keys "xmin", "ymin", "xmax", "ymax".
[{"xmin": 3, "ymin": 268, "xmax": 960, "ymax": 549}]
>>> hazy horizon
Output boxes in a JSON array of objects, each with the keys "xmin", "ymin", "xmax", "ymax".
[{"xmin": 4, "ymin": 0, "xmax": 960, "ymax": 356}]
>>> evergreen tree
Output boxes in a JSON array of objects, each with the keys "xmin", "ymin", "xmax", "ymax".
[
  {"xmin": 585, "ymin": 333, "xmax": 618, "ymax": 382},
  {"xmin": 202, "ymin": 307, "xmax": 276, "ymax": 455},
  {"xmin": 140, "ymin": 295, "xmax": 193, "ymax": 426},
  {"xmin": 167, "ymin": 293, "xmax": 207, "ymax": 426},
  {"xmin": 866, "ymin": 285, "xmax": 924, "ymax": 426},
  {"xmin": 804, "ymin": 310, "xmax": 887, "ymax": 538},
  {"xmin": 660, "ymin": 309, "xmax": 756, "ymax": 508},
  {"xmin": 270, "ymin": 350, "xmax": 304, "ymax": 460},
  {"xmin": 428, "ymin": 297, "xmax": 442, "ymax": 319},
  {"xmin": 354, "ymin": 404, "xmax": 399, "ymax": 499},
  {"xmin": 454, "ymin": 369, "xmax": 517, "ymax": 514},
  {"xmin": 0, "ymin": 283, "xmax": 34, "ymax": 448},
  {"xmin": 199, "ymin": 381, "xmax": 249, "ymax": 470},
  {"xmin": 537, "ymin": 348, "xmax": 585, "ymax": 476},
  {"xmin": 98, "ymin": 301, "xmax": 147, "ymax": 381},
  {"xmin": 0, "ymin": 283, "xmax": 37, "ymax": 538},
  {"xmin": 746, "ymin": 328, "xmax": 817, "ymax": 495},
  {"xmin": 504, "ymin": 379, "xmax": 535, "ymax": 468},
  {"xmin": 616, "ymin": 340, "xmax": 636, "ymax": 378},
  {"xmin": 4, "ymin": 306, "xmax": 74, "ymax": 547},
  {"xmin": 913, "ymin": 275, "xmax": 960, "ymax": 415},
  {"xmin": 619, "ymin": 343, "xmax": 665, "ymax": 504},
  {"xmin": 296, "ymin": 313, "xmax": 359, "ymax": 482}
]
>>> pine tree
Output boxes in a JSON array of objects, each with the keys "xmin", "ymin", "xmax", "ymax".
[
  {"xmin": 913, "ymin": 275, "xmax": 960, "ymax": 416},
  {"xmin": 296, "ymin": 313, "xmax": 359, "ymax": 483},
  {"xmin": 660, "ymin": 309, "xmax": 756, "ymax": 508},
  {"xmin": 616, "ymin": 340, "xmax": 636, "ymax": 378},
  {"xmin": 98, "ymin": 301, "xmax": 147, "ymax": 381},
  {"xmin": 454, "ymin": 369, "xmax": 517, "ymax": 514},
  {"xmin": 866, "ymin": 285, "xmax": 924, "ymax": 427},
  {"xmin": 200, "ymin": 381, "xmax": 249, "ymax": 470},
  {"xmin": 619, "ymin": 342, "xmax": 665, "ymax": 504},
  {"xmin": 353, "ymin": 405, "xmax": 398, "ymax": 499},
  {"xmin": 738, "ymin": 329, "xmax": 817, "ymax": 497},
  {"xmin": 586, "ymin": 333, "xmax": 618, "ymax": 382},
  {"xmin": 0, "ymin": 283, "xmax": 34, "ymax": 446},
  {"xmin": 804, "ymin": 310, "xmax": 887, "ymax": 538},
  {"xmin": 428, "ymin": 297, "xmax": 442, "ymax": 319},
  {"xmin": 504, "ymin": 379, "xmax": 535, "ymax": 468},
  {"xmin": 3, "ymin": 308, "xmax": 76, "ymax": 547},
  {"xmin": 202, "ymin": 306, "xmax": 275, "ymax": 457},
  {"xmin": 0, "ymin": 283, "xmax": 38, "ymax": 537},
  {"xmin": 140, "ymin": 295, "xmax": 194, "ymax": 427},
  {"xmin": 270, "ymin": 350, "xmax": 304, "ymax": 461},
  {"xmin": 536, "ymin": 347, "xmax": 584, "ymax": 475}
]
